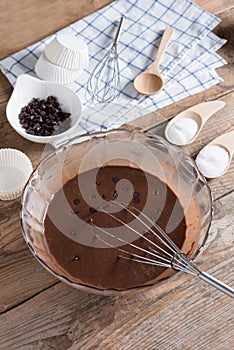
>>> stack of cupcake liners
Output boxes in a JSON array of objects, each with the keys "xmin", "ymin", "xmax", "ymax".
[
  {"xmin": 35, "ymin": 34, "xmax": 89, "ymax": 84},
  {"xmin": 0, "ymin": 148, "xmax": 33, "ymax": 200},
  {"xmin": 0, "ymin": 0, "xmax": 227, "ymax": 138}
]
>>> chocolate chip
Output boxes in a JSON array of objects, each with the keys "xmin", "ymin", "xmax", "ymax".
[
  {"xmin": 113, "ymin": 190, "xmax": 118, "ymax": 197},
  {"xmin": 133, "ymin": 197, "xmax": 140, "ymax": 204},
  {"xmin": 102, "ymin": 194, "xmax": 106, "ymax": 199},
  {"xmin": 73, "ymin": 199, "xmax": 80, "ymax": 205},
  {"xmin": 133, "ymin": 191, "xmax": 140, "ymax": 198},
  {"xmin": 72, "ymin": 255, "xmax": 80, "ymax": 261},
  {"xmin": 112, "ymin": 177, "xmax": 119, "ymax": 183},
  {"xmin": 96, "ymin": 180, "xmax": 100, "ymax": 186},
  {"xmin": 27, "ymin": 129, "xmax": 35, "ymax": 135},
  {"xmin": 89, "ymin": 207, "xmax": 97, "ymax": 214},
  {"xmin": 18, "ymin": 96, "xmax": 71, "ymax": 136}
]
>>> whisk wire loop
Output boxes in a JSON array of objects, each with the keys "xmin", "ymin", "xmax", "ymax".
[
  {"xmin": 86, "ymin": 16, "xmax": 124, "ymax": 103},
  {"xmin": 92, "ymin": 202, "xmax": 234, "ymax": 298},
  {"xmin": 93, "ymin": 218, "xmax": 171, "ymax": 267},
  {"xmin": 97, "ymin": 206, "xmax": 174, "ymax": 262}
]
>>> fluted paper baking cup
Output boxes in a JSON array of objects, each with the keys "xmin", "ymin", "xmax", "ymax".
[
  {"xmin": 0, "ymin": 148, "xmax": 33, "ymax": 200},
  {"xmin": 44, "ymin": 34, "xmax": 89, "ymax": 71},
  {"xmin": 35, "ymin": 53, "xmax": 82, "ymax": 84}
]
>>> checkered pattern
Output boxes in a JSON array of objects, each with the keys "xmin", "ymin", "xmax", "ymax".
[{"xmin": 0, "ymin": 0, "xmax": 227, "ymax": 138}]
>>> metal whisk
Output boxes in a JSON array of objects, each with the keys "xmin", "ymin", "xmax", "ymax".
[
  {"xmin": 87, "ymin": 16, "xmax": 125, "ymax": 103},
  {"xmin": 94, "ymin": 203, "xmax": 234, "ymax": 298}
]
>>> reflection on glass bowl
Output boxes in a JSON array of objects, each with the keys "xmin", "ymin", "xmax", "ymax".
[{"xmin": 21, "ymin": 128, "xmax": 212, "ymax": 296}]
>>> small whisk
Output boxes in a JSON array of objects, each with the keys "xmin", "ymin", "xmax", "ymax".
[
  {"xmin": 93, "ymin": 203, "xmax": 234, "ymax": 298},
  {"xmin": 87, "ymin": 16, "xmax": 125, "ymax": 103}
]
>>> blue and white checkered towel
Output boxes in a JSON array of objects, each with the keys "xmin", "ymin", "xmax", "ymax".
[{"xmin": 0, "ymin": 0, "xmax": 227, "ymax": 135}]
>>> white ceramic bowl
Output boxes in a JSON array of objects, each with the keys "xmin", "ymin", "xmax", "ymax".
[
  {"xmin": 44, "ymin": 34, "xmax": 89, "ymax": 71},
  {"xmin": 35, "ymin": 53, "xmax": 83, "ymax": 85},
  {"xmin": 0, "ymin": 148, "xmax": 33, "ymax": 200},
  {"xmin": 6, "ymin": 74, "xmax": 83, "ymax": 143}
]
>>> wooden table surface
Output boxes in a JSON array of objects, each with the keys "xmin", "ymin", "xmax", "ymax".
[{"xmin": 0, "ymin": 1, "xmax": 233, "ymax": 349}]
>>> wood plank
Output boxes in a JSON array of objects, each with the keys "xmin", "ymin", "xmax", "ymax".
[
  {"xmin": 0, "ymin": 196, "xmax": 58, "ymax": 313},
  {"xmin": 1, "ymin": 88, "xmax": 233, "ymax": 312},
  {"xmin": 0, "ymin": 1, "xmax": 233, "ymax": 349},
  {"xmin": 0, "ymin": 191, "xmax": 233, "ymax": 350},
  {"xmin": 0, "ymin": 0, "xmax": 233, "ymax": 338},
  {"xmin": 193, "ymin": 0, "xmax": 234, "ymax": 14},
  {"xmin": 0, "ymin": 74, "xmax": 12, "ymax": 104},
  {"xmin": 1, "ymin": 72, "xmax": 233, "ymax": 314},
  {"xmin": 0, "ymin": 0, "xmax": 231, "ymax": 61},
  {"xmin": 0, "ymin": 101, "xmax": 57, "ymax": 312},
  {"xmin": 0, "ymin": 0, "xmax": 113, "ymax": 60}
]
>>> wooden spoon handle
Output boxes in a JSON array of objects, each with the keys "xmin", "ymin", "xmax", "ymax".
[{"xmin": 151, "ymin": 27, "xmax": 174, "ymax": 73}]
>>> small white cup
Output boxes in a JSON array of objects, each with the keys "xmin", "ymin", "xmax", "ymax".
[{"xmin": 0, "ymin": 148, "xmax": 33, "ymax": 200}]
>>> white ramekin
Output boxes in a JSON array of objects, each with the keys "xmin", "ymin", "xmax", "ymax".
[{"xmin": 0, "ymin": 148, "xmax": 33, "ymax": 200}]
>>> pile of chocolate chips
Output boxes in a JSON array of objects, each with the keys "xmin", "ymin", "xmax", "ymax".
[{"xmin": 18, "ymin": 96, "xmax": 71, "ymax": 136}]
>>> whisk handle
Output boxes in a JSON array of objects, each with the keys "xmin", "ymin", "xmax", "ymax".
[
  {"xmin": 113, "ymin": 15, "xmax": 125, "ymax": 46},
  {"xmin": 199, "ymin": 271, "xmax": 234, "ymax": 298}
]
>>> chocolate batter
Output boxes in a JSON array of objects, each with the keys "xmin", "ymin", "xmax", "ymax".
[{"xmin": 44, "ymin": 165, "xmax": 187, "ymax": 290}]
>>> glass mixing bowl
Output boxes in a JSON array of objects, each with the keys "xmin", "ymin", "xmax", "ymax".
[{"xmin": 21, "ymin": 128, "xmax": 212, "ymax": 296}]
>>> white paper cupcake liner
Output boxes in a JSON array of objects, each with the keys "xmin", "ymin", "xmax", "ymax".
[
  {"xmin": 44, "ymin": 34, "xmax": 89, "ymax": 71},
  {"xmin": 35, "ymin": 53, "xmax": 83, "ymax": 84},
  {"xmin": 0, "ymin": 148, "xmax": 33, "ymax": 200}
]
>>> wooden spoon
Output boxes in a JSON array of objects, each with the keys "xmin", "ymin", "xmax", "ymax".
[
  {"xmin": 195, "ymin": 130, "xmax": 234, "ymax": 178},
  {"xmin": 165, "ymin": 101, "xmax": 226, "ymax": 146},
  {"xmin": 134, "ymin": 27, "xmax": 174, "ymax": 95}
]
